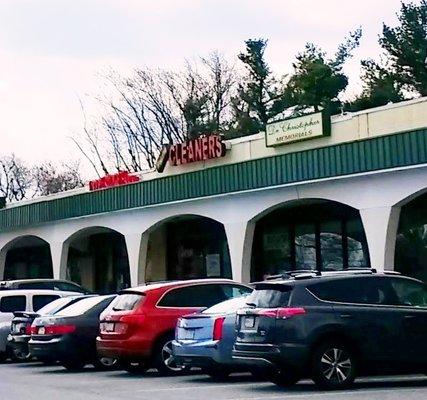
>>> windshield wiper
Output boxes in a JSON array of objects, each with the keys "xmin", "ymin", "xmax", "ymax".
[{"xmin": 246, "ymin": 302, "xmax": 257, "ymax": 308}]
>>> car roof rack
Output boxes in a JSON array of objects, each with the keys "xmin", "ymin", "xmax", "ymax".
[{"xmin": 265, "ymin": 270, "xmax": 319, "ymax": 281}]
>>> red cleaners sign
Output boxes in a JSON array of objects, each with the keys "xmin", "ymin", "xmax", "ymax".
[
  {"xmin": 156, "ymin": 135, "xmax": 227, "ymax": 172},
  {"xmin": 89, "ymin": 171, "xmax": 140, "ymax": 191}
]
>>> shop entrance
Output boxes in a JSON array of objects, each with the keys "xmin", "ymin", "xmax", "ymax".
[
  {"xmin": 145, "ymin": 216, "xmax": 231, "ymax": 282},
  {"xmin": 395, "ymin": 192, "xmax": 427, "ymax": 282},
  {"xmin": 2, "ymin": 236, "xmax": 53, "ymax": 280},
  {"xmin": 251, "ymin": 200, "xmax": 370, "ymax": 281},
  {"xmin": 66, "ymin": 227, "xmax": 131, "ymax": 294}
]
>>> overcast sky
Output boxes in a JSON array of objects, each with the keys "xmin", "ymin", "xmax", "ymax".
[{"xmin": 0, "ymin": 0, "xmax": 414, "ymax": 172}]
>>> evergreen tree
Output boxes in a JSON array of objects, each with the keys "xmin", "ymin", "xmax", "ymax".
[
  {"xmin": 230, "ymin": 39, "xmax": 286, "ymax": 136},
  {"xmin": 351, "ymin": 1, "xmax": 426, "ymax": 111},
  {"xmin": 286, "ymin": 29, "xmax": 362, "ymax": 114}
]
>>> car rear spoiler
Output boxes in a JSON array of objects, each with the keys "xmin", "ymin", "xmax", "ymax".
[{"xmin": 13, "ymin": 311, "xmax": 39, "ymax": 318}]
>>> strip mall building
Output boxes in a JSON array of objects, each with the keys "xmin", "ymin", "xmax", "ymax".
[{"xmin": 1, "ymin": 98, "xmax": 427, "ymax": 293}]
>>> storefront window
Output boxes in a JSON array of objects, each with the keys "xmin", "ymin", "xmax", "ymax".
[
  {"xmin": 295, "ymin": 223, "xmax": 317, "ymax": 270},
  {"xmin": 395, "ymin": 193, "xmax": 427, "ymax": 282},
  {"xmin": 4, "ymin": 239, "xmax": 53, "ymax": 280},
  {"xmin": 251, "ymin": 201, "xmax": 370, "ymax": 281},
  {"xmin": 347, "ymin": 218, "xmax": 369, "ymax": 268},
  {"xmin": 320, "ymin": 220, "xmax": 343, "ymax": 271},
  {"xmin": 146, "ymin": 216, "xmax": 231, "ymax": 282}
]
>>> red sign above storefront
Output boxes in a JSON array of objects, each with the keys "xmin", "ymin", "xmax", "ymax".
[
  {"xmin": 156, "ymin": 135, "xmax": 227, "ymax": 172},
  {"xmin": 89, "ymin": 171, "xmax": 140, "ymax": 191}
]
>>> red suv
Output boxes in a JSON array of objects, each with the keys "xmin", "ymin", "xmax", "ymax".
[{"xmin": 96, "ymin": 279, "xmax": 251, "ymax": 374}]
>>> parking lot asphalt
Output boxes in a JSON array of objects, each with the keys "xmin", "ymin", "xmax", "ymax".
[{"xmin": 0, "ymin": 362, "xmax": 426, "ymax": 400}]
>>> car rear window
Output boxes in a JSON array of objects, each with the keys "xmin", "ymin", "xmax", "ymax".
[
  {"xmin": 32, "ymin": 295, "xmax": 60, "ymax": 312},
  {"xmin": 56, "ymin": 296, "xmax": 105, "ymax": 316},
  {"xmin": 203, "ymin": 296, "xmax": 249, "ymax": 315},
  {"xmin": 111, "ymin": 293, "xmax": 144, "ymax": 311},
  {"xmin": 245, "ymin": 284, "xmax": 292, "ymax": 308},
  {"xmin": 36, "ymin": 297, "xmax": 76, "ymax": 315},
  {"xmin": 0, "ymin": 295, "xmax": 26, "ymax": 313}
]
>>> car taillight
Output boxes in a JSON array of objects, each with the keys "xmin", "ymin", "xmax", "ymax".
[
  {"xmin": 114, "ymin": 322, "xmax": 127, "ymax": 334},
  {"xmin": 40, "ymin": 325, "xmax": 76, "ymax": 335},
  {"xmin": 257, "ymin": 307, "xmax": 306, "ymax": 319},
  {"xmin": 213, "ymin": 317, "xmax": 225, "ymax": 341},
  {"xmin": 25, "ymin": 324, "xmax": 32, "ymax": 335},
  {"xmin": 30, "ymin": 325, "xmax": 37, "ymax": 335}
]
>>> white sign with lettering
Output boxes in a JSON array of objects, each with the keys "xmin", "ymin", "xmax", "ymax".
[{"xmin": 266, "ymin": 111, "xmax": 330, "ymax": 147}]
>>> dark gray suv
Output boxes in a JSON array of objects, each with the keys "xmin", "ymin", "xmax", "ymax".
[{"xmin": 233, "ymin": 271, "xmax": 427, "ymax": 390}]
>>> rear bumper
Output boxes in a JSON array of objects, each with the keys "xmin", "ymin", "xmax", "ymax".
[
  {"xmin": 29, "ymin": 338, "xmax": 67, "ymax": 360},
  {"xmin": 232, "ymin": 342, "xmax": 309, "ymax": 370},
  {"xmin": 7, "ymin": 334, "xmax": 30, "ymax": 353},
  {"xmin": 96, "ymin": 336, "xmax": 152, "ymax": 361}
]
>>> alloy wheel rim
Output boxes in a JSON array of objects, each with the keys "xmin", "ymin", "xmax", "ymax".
[
  {"xmin": 161, "ymin": 340, "xmax": 182, "ymax": 372},
  {"xmin": 99, "ymin": 357, "xmax": 117, "ymax": 367},
  {"xmin": 13, "ymin": 349, "xmax": 30, "ymax": 361},
  {"xmin": 320, "ymin": 348, "xmax": 352, "ymax": 384}
]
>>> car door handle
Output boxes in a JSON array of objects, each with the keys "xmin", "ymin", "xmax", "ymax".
[
  {"xmin": 340, "ymin": 314, "xmax": 353, "ymax": 319},
  {"xmin": 404, "ymin": 315, "xmax": 416, "ymax": 319}
]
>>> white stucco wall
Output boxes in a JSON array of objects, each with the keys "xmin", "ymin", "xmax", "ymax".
[{"xmin": 2, "ymin": 164, "xmax": 427, "ymax": 284}]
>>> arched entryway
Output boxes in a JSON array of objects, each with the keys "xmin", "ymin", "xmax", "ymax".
[
  {"xmin": 65, "ymin": 227, "xmax": 131, "ymax": 294},
  {"xmin": 1, "ymin": 236, "xmax": 53, "ymax": 280},
  {"xmin": 395, "ymin": 192, "xmax": 427, "ymax": 282},
  {"xmin": 251, "ymin": 199, "xmax": 370, "ymax": 281},
  {"xmin": 144, "ymin": 215, "xmax": 231, "ymax": 282}
]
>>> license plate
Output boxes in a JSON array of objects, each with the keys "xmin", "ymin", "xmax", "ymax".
[
  {"xmin": 178, "ymin": 329, "xmax": 195, "ymax": 340},
  {"xmin": 244, "ymin": 316, "xmax": 255, "ymax": 328},
  {"xmin": 38, "ymin": 327, "xmax": 46, "ymax": 335},
  {"xmin": 101, "ymin": 322, "xmax": 115, "ymax": 332}
]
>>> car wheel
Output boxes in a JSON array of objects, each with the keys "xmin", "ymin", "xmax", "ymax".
[
  {"xmin": 267, "ymin": 369, "xmax": 301, "ymax": 387},
  {"xmin": 203, "ymin": 367, "xmax": 231, "ymax": 381},
  {"xmin": 0, "ymin": 351, "xmax": 7, "ymax": 363},
  {"xmin": 311, "ymin": 341, "xmax": 356, "ymax": 390},
  {"xmin": 155, "ymin": 335, "xmax": 186, "ymax": 376},
  {"xmin": 62, "ymin": 360, "xmax": 86, "ymax": 371},
  {"xmin": 93, "ymin": 357, "xmax": 118, "ymax": 370},
  {"xmin": 11, "ymin": 348, "xmax": 31, "ymax": 363},
  {"xmin": 120, "ymin": 360, "xmax": 149, "ymax": 375}
]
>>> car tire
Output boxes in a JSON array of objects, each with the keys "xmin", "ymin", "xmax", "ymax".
[
  {"xmin": 204, "ymin": 367, "xmax": 231, "ymax": 381},
  {"xmin": 10, "ymin": 348, "xmax": 31, "ymax": 363},
  {"xmin": 120, "ymin": 360, "xmax": 149, "ymax": 375},
  {"xmin": 93, "ymin": 357, "xmax": 118, "ymax": 371},
  {"xmin": 0, "ymin": 351, "xmax": 7, "ymax": 363},
  {"xmin": 62, "ymin": 360, "xmax": 86, "ymax": 371},
  {"xmin": 267, "ymin": 369, "xmax": 301, "ymax": 387},
  {"xmin": 311, "ymin": 340, "xmax": 356, "ymax": 390},
  {"xmin": 154, "ymin": 335, "xmax": 187, "ymax": 376}
]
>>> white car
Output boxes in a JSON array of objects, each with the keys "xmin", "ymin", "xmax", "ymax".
[{"xmin": 0, "ymin": 289, "xmax": 80, "ymax": 361}]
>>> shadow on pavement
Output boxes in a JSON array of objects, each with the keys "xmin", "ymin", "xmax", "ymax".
[{"xmin": 247, "ymin": 376, "xmax": 427, "ymax": 394}]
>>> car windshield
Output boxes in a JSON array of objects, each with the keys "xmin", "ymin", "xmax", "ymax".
[
  {"xmin": 56, "ymin": 296, "xmax": 103, "ymax": 317},
  {"xmin": 36, "ymin": 297, "xmax": 76, "ymax": 315},
  {"xmin": 202, "ymin": 296, "xmax": 248, "ymax": 315}
]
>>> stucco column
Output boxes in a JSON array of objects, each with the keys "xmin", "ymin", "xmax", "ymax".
[
  {"xmin": 360, "ymin": 206, "xmax": 401, "ymax": 272},
  {"xmin": 50, "ymin": 241, "xmax": 68, "ymax": 280},
  {"xmin": 124, "ymin": 233, "xmax": 143, "ymax": 287},
  {"xmin": 224, "ymin": 221, "xmax": 255, "ymax": 283}
]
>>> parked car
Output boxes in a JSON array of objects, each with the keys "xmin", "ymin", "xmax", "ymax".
[
  {"xmin": 0, "ymin": 279, "xmax": 90, "ymax": 294},
  {"xmin": 173, "ymin": 295, "xmax": 254, "ymax": 379},
  {"xmin": 29, "ymin": 295, "xmax": 116, "ymax": 370},
  {"xmin": 97, "ymin": 279, "xmax": 252, "ymax": 375},
  {"xmin": 7, "ymin": 295, "xmax": 94, "ymax": 361},
  {"xmin": 0, "ymin": 289, "xmax": 80, "ymax": 362},
  {"xmin": 232, "ymin": 270, "xmax": 427, "ymax": 390}
]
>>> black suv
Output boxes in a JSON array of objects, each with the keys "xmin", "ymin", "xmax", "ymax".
[{"xmin": 233, "ymin": 271, "xmax": 427, "ymax": 389}]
